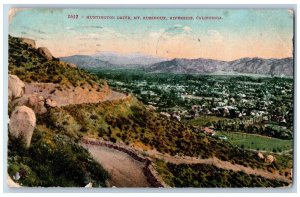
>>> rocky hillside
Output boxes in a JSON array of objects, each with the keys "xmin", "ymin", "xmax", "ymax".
[
  {"xmin": 147, "ymin": 57, "xmax": 293, "ymax": 76},
  {"xmin": 8, "ymin": 36, "xmax": 121, "ymax": 108},
  {"xmin": 8, "ymin": 36, "xmax": 110, "ymax": 187},
  {"xmin": 9, "ymin": 36, "xmax": 106, "ymax": 88},
  {"xmin": 60, "ymin": 55, "xmax": 120, "ymax": 70}
]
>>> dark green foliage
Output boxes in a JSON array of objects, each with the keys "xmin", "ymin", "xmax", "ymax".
[
  {"xmin": 8, "ymin": 130, "xmax": 109, "ymax": 187},
  {"xmin": 163, "ymin": 163, "xmax": 289, "ymax": 188}
]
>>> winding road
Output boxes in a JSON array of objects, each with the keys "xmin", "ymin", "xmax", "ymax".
[
  {"xmin": 82, "ymin": 143, "xmax": 151, "ymax": 187},
  {"xmin": 82, "ymin": 138, "xmax": 292, "ymax": 187}
]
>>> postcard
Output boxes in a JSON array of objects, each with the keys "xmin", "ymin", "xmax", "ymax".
[{"xmin": 7, "ymin": 8, "xmax": 294, "ymax": 188}]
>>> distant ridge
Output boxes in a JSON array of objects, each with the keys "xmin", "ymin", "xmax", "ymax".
[
  {"xmin": 92, "ymin": 51, "xmax": 168, "ymax": 65},
  {"xmin": 61, "ymin": 53, "xmax": 293, "ymax": 76},
  {"xmin": 147, "ymin": 57, "xmax": 293, "ymax": 76}
]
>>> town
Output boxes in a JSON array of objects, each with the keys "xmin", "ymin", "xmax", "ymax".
[{"xmin": 96, "ymin": 69, "xmax": 293, "ymax": 144}]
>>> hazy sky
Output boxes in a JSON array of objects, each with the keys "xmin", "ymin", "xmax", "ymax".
[{"xmin": 9, "ymin": 8, "xmax": 294, "ymax": 60}]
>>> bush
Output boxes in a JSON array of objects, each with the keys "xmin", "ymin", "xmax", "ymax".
[
  {"xmin": 7, "ymin": 130, "xmax": 109, "ymax": 187},
  {"xmin": 90, "ymin": 114, "xmax": 98, "ymax": 120},
  {"xmin": 161, "ymin": 162, "xmax": 289, "ymax": 188}
]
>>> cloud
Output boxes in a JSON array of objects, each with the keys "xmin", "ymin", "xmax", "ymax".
[
  {"xmin": 174, "ymin": 24, "xmax": 182, "ymax": 28},
  {"xmin": 8, "ymin": 8, "xmax": 29, "ymax": 23},
  {"xmin": 207, "ymin": 30, "xmax": 224, "ymax": 43},
  {"xmin": 17, "ymin": 31, "xmax": 45, "ymax": 40},
  {"xmin": 149, "ymin": 29, "xmax": 165, "ymax": 38},
  {"xmin": 183, "ymin": 26, "xmax": 192, "ymax": 33},
  {"xmin": 66, "ymin": 25, "xmax": 103, "ymax": 31},
  {"xmin": 22, "ymin": 26, "xmax": 46, "ymax": 34},
  {"xmin": 148, "ymin": 25, "xmax": 198, "ymax": 58}
]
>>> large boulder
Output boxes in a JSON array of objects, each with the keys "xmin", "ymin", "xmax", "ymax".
[
  {"xmin": 7, "ymin": 174, "xmax": 21, "ymax": 188},
  {"xmin": 37, "ymin": 47, "xmax": 53, "ymax": 61},
  {"xmin": 60, "ymin": 61, "xmax": 77, "ymax": 68},
  {"xmin": 67, "ymin": 63, "xmax": 77, "ymax": 68},
  {"xmin": 13, "ymin": 94, "xmax": 47, "ymax": 114},
  {"xmin": 45, "ymin": 98, "xmax": 58, "ymax": 107},
  {"xmin": 257, "ymin": 152, "xmax": 264, "ymax": 160},
  {"xmin": 8, "ymin": 75, "xmax": 25, "ymax": 102},
  {"xmin": 9, "ymin": 106, "xmax": 36, "ymax": 148},
  {"xmin": 266, "ymin": 155, "xmax": 275, "ymax": 163},
  {"xmin": 20, "ymin": 38, "xmax": 36, "ymax": 48},
  {"xmin": 85, "ymin": 182, "xmax": 92, "ymax": 188}
]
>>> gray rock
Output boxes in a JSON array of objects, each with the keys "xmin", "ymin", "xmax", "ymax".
[
  {"xmin": 13, "ymin": 93, "xmax": 47, "ymax": 114},
  {"xmin": 266, "ymin": 155, "xmax": 275, "ymax": 163},
  {"xmin": 38, "ymin": 47, "xmax": 53, "ymax": 61},
  {"xmin": 45, "ymin": 98, "xmax": 57, "ymax": 107},
  {"xmin": 7, "ymin": 174, "xmax": 21, "ymax": 188},
  {"xmin": 67, "ymin": 63, "xmax": 77, "ymax": 68},
  {"xmin": 8, "ymin": 75, "xmax": 25, "ymax": 102},
  {"xmin": 20, "ymin": 38, "xmax": 36, "ymax": 48},
  {"xmin": 257, "ymin": 152, "xmax": 264, "ymax": 160},
  {"xmin": 9, "ymin": 106, "xmax": 36, "ymax": 148}
]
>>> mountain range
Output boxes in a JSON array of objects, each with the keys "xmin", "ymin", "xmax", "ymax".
[
  {"xmin": 148, "ymin": 57, "xmax": 293, "ymax": 76},
  {"xmin": 93, "ymin": 51, "xmax": 168, "ymax": 65},
  {"xmin": 61, "ymin": 52, "xmax": 293, "ymax": 76}
]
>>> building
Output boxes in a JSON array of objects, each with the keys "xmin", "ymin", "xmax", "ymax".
[{"xmin": 202, "ymin": 127, "xmax": 216, "ymax": 136}]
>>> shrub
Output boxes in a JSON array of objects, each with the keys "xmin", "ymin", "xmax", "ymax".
[{"xmin": 7, "ymin": 130, "xmax": 109, "ymax": 187}]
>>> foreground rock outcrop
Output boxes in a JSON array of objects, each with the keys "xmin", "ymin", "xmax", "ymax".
[
  {"xmin": 257, "ymin": 152, "xmax": 264, "ymax": 160},
  {"xmin": 20, "ymin": 38, "xmax": 36, "ymax": 48},
  {"xmin": 13, "ymin": 93, "xmax": 47, "ymax": 114},
  {"xmin": 7, "ymin": 174, "xmax": 21, "ymax": 188},
  {"xmin": 9, "ymin": 75, "xmax": 25, "ymax": 102},
  {"xmin": 9, "ymin": 106, "xmax": 36, "ymax": 148},
  {"xmin": 266, "ymin": 155, "xmax": 275, "ymax": 163},
  {"xmin": 45, "ymin": 98, "xmax": 58, "ymax": 107},
  {"xmin": 37, "ymin": 47, "xmax": 53, "ymax": 60}
]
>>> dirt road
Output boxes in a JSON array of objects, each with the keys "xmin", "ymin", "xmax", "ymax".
[
  {"xmin": 82, "ymin": 143, "xmax": 151, "ymax": 187},
  {"xmin": 25, "ymin": 82, "xmax": 127, "ymax": 106},
  {"xmin": 149, "ymin": 153, "xmax": 292, "ymax": 184},
  {"xmin": 83, "ymin": 139, "xmax": 291, "ymax": 187}
]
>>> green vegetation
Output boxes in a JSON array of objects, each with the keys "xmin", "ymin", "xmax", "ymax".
[
  {"xmin": 40, "ymin": 97, "xmax": 288, "ymax": 171},
  {"xmin": 186, "ymin": 115, "xmax": 230, "ymax": 127},
  {"xmin": 8, "ymin": 35, "xmax": 104, "ymax": 89},
  {"xmin": 155, "ymin": 161, "xmax": 289, "ymax": 187},
  {"xmin": 8, "ymin": 126, "xmax": 109, "ymax": 187},
  {"xmin": 216, "ymin": 131, "xmax": 292, "ymax": 153}
]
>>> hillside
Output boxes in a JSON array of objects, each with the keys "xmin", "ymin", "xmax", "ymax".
[
  {"xmin": 8, "ymin": 36, "xmax": 110, "ymax": 187},
  {"xmin": 92, "ymin": 51, "xmax": 168, "ymax": 65},
  {"xmin": 61, "ymin": 52, "xmax": 167, "ymax": 70},
  {"xmin": 9, "ymin": 36, "xmax": 106, "ymax": 88},
  {"xmin": 60, "ymin": 55, "xmax": 119, "ymax": 70}
]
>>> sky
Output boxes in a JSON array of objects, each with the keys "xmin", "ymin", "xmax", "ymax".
[{"xmin": 9, "ymin": 8, "xmax": 294, "ymax": 60}]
